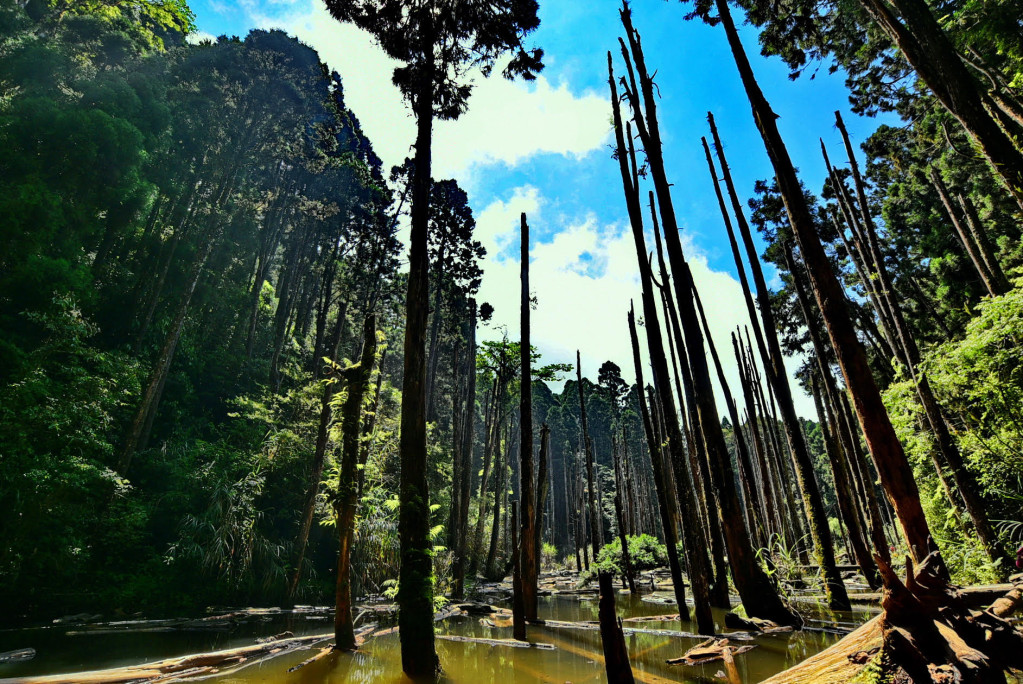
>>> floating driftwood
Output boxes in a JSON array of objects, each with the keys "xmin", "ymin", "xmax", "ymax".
[
  {"xmin": 621, "ymin": 613, "xmax": 679, "ymax": 623},
  {"xmin": 0, "ymin": 650, "xmax": 35, "ymax": 665},
  {"xmin": 723, "ymin": 612, "xmax": 795, "ymax": 634},
  {"xmin": 286, "ymin": 646, "xmax": 333, "ymax": 673},
  {"xmin": 666, "ymin": 637, "xmax": 756, "ymax": 666}
]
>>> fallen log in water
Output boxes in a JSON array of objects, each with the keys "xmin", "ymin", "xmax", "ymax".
[
  {"xmin": 791, "ymin": 582, "xmax": 1015, "ymax": 607},
  {"xmin": 436, "ymin": 635, "xmax": 555, "ymax": 649},
  {"xmin": 0, "ymin": 634, "xmax": 330, "ymax": 684},
  {"xmin": 666, "ymin": 637, "xmax": 756, "ymax": 666},
  {"xmin": 759, "ymin": 615, "xmax": 883, "ymax": 684},
  {"xmin": 286, "ymin": 646, "xmax": 333, "ymax": 673},
  {"xmin": 0, "ymin": 651, "xmax": 35, "ymax": 665}
]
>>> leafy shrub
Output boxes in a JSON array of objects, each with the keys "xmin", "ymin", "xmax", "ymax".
[{"xmin": 585, "ymin": 534, "xmax": 668, "ymax": 581}]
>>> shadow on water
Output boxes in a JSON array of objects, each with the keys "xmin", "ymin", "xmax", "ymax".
[{"xmin": 0, "ymin": 594, "xmax": 876, "ymax": 683}]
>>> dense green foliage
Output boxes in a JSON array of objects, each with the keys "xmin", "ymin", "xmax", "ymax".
[
  {"xmin": 588, "ymin": 534, "xmax": 669, "ymax": 581},
  {"xmin": 0, "ymin": 0, "xmax": 403, "ymax": 618}
]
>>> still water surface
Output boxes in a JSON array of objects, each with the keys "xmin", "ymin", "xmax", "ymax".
[{"xmin": 0, "ymin": 594, "xmax": 875, "ymax": 683}]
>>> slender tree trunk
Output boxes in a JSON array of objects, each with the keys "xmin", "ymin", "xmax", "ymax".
[
  {"xmin": 397, "ymin": 58, "xmax": 439, "ymax": 678},
  {"xmin": 519, "ymin": 214, "xmax": 538, "ymax": 622},
  {"xmin": 119, "ymin": 225, "xmax": 222, "ymax": 472},
  {"xmin": 451, "ymin": 302, "xmax": 477, "ymax": 599},
  {"xmin": 958, "ymin": 193, "xmax": 1010, "ymax": 292},
  {"xmin": 334, "ymin": 316, "xmax": 378, "ymax": 650},
  {"xmin": 786, "ymin": 248, "xmax": 880, "ymax": 587},
  {"xmin": 612, "ymin": 432, "xmax": 637, "ymax": 593},
  {"xmin": 709, "ymin": 117, "xmax": 848, "ymax": 610},
  {"xmin": 534, "ymin": 424, "xmax": 551, "ymax": 582},
  {"xmin": 424, "ymin": 252, "xmax": 445, "ymax": 422},
  {"xmin": 930, "ymin": 170, "xmax": 1006, "ymax": 297},
  {"xmin": 511, "ymin": 501, "xmax": 525, "ymax": 640},
  {"xmin": 486, "ymin": 420, "xmax": 510, "ymax": 578},
  {"xmin": 577, "ymin": 352, "xmax": 634, "ymax": 681},
  {"xmin": 734, "ymin": 336, "xmax": 780, "ymax": 543},
  {"xmin": 617, "ymin": 14, "xmax": 797, "ymax": 625},
  {"xmin": 715, "ymin": 0, "xmax": 933, "ymax": 562},
  {"xmin": 837, "ymin": 119, "xmax": 1006, "ymax": 568},
  {"xmin": 286, "ymin": 299, "xmax": 349, "ymax": 604},
  {"xmin": 577, "ymin": 351, "xmax": 600, "ymax": 564},
  {"xmin": 609, "ymin": 63, "xmax": 710, "ymax": 628},
  {"xmin": 472, "ymin": 384, "xmax": 502, "ymax": 574},
  {"xmin": 649, "ymin": 202, "xmax": 729, "ymax": 607}
]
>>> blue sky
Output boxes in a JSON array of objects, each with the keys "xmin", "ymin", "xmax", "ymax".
[{"xmin": 187, "ymin": 0, "xmax": 896, "ymax": 416}]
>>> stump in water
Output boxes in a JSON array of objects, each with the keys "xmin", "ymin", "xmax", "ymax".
[
  {"xmin": 878, "ymin": 550, "xmax": 1023, "ymax": 682},
  {"xmin": 597, "ymin": 570, "xmax": 634, "ymax": 683}
]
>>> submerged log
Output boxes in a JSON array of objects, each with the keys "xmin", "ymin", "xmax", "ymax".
[
  {"xmin": 666, "ymin": 637, "xmax": 756, "ymax": 666},
  {"xmin": 436, "ymin": 635, "xmax": 555, "ymax": 649},
  {"xmin": 723, "ymin": 612, "xmax": 795, "ymax": 634},
  {"xmin": 0, "ymin": 650, "xmax": 35, "ymax": 665}
]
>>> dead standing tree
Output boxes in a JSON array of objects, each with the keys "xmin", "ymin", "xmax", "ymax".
[
  {"xmin": 617, "ymin": 3, "xmax": 799, "ymax": 626},
  {"xmin": 609, "ymin": 53, "xmax": 713, "ymax": 632},
  {"xmin": 707, "ymin": 113, "xmax": 850, "ymax": 611}
]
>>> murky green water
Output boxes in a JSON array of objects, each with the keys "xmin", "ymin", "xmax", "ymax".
[{"xmin": 0, "ymin": 594, "xmax": 876, "ymax": 683}]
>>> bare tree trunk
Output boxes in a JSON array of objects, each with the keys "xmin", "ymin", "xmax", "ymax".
[
  {"xmin": 519, "ymin": 214, "xmax": 538, "ymax": 622},
  {"xmin": 286, "ymin": 299, "xmax": 349, "ymax": 604},
  {"xmin": 486, "ymin": 422, "xmax": 508, "ymax": 578},
  {"xmin": 958, "ymin": 193, "xmax": 1010, "ymax": 291},
  {"xmin": 512, "ymin": 501, "xmax": 525, "ymax": 640},
  {"xmin": 715, "ymin": 0, "xmax": 933, "ymax": 562},
  {"xmin": 472, "ymin": 385, "xmax": 500, "ymax": 575},
  {"xmin": 617, "ymin": 13, "xmax": 797, "ymax": 625},
  {"xmin": 930, "ymin": 170, "xmax": 1006, "ymax": 296},
  {"xmin": 709, "ymin": 116, "xmax": 848, "ymax": 610},
  {"xmin": 612, "ymin": 432, "xmax": 637, "ymax": 593},
  {"xmin": 451, "ymin": 302, "xmax": 477, "ymax": 599},
  {"xmin": 397, "ymin": 61, "xmax": 439, "ymax": 678},
  {"xmin": 119, "ymin": 224, "xmax": 222, "ymax": 473},
  {"xmin": 334, "ymin": 315, "xmax": 378, "ymax": 650},
  {"xmin": 534, "ymin": 424, "xmax": 551, "ymax": 580},
  {"xmin": 649, "ymin": 202, "xmax": 730, "ymax": 608},
  {"xmin": 609, "ymin": 63, "xmax": 710, "ymax": 629},
  {"xmin": 837, "ymin": 118, "xmax": 1006, "ymax": 569}
]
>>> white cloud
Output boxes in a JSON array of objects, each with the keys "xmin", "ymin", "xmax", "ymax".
[
  {"xmin": 474, "ymin": 186, "xmax": 816, "ymax": 419},
  {"xmin": 185, "ymin": 30, "xmax": 216, "ymax": 45},
  {"xmin": 244, "ymin": 1, "xmax": 609, "ymax": 178},
  {"xmin": 432, "ymin": 73, "xmax": 609, "ymax": 177}
]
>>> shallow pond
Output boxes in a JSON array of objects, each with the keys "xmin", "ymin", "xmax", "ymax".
[{"xmin": 0, "ymin": 593, "xmax": 876, "ymax": 683}]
